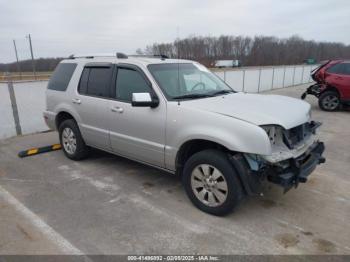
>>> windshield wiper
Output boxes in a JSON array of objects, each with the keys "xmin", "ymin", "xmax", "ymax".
[
  {"xmin": 172, "ymin": 93, "xmax": 213, "ymax": 100},
  {"xmin": 210, "ymin": 90, "xmax": 235, "ymax": 96}
]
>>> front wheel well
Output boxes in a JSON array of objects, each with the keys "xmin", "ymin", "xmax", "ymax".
[
  {"xmin": 321, "ymin": 85, "xmax": 340, "ymax": 97},
  {"xmin": 175, "ymin": 139, "xmax": 231, "ymax": 176},
  {"xmin": 55, "ymin": 112, "xmax": 75, "ymax": 129}
]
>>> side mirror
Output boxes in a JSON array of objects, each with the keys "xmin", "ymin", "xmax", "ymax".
[{"xmin": 131, "ymin": 92, "xmax": 159, "ymax": 108}]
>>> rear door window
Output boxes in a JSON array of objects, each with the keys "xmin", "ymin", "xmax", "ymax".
[
  {"xmin": 48, "ymin": 63, "xmax": 77, "ymax": 91},
  {"xmin": 78, "ymin": 66, "xmax": 113, "ymax": 98},
  {"xmin": 342, "ymin": 63, "xmax": 350, "ymax": 75},
  {"xmin": 78, "ymin": 68, "xmax": 89, "ymax": 94},
  {"xmin": 326, "ymin": 63, "xmax": 345, "ymax": 74}
]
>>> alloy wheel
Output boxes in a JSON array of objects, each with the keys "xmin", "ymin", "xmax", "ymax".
[
  {"xmin": 191, "ymin": 164, "xmax": 228, "ymax": 207},
  {"xmin": 322, "ymin": 95, "xmax": 339, "ymax": 110},
  {"xmin": 62, "ymin": 127, "xmax": 77, "ymax": 155}
]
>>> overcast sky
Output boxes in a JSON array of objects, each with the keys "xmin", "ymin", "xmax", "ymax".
[{"xmin": 0, "ymin": 0, "xmax": 349, "ymax": 63}]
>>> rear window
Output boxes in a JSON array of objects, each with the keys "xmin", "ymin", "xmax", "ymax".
[{"xmin": 48, "ymin": 63, "xmax": 77, "ymax": 91}]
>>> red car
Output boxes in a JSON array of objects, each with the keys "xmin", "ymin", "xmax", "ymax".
[{"xmin": 301, "ymin": 60, "xmax": 350, "ymax": 111}]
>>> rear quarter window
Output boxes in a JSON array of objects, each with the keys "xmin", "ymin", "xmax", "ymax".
[{"xmin": 47, "ymin": 63, "xmax": 77, "ymax": 91}]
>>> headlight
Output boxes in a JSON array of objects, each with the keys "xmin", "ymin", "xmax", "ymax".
[{"xmin": 261, "ymin": 125, "xmax": 284, "ymax": 146}]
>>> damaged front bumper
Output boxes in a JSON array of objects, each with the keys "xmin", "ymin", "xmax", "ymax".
[
  {"xmin": 265, "ymin": 141, "xmax": 325, "ymax": 192},
  {"xmin": 231, "ymin": 141, "xmax": 326, "ymax": 196},
  {"xmin": 231, "ymin": 122, "xmax": 325, "ymax": 195},
  {"xmin": 301, "ymin": 83, "xmax": 323, "ymax": 99}
]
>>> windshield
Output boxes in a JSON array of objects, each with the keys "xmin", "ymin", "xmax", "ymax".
[{"xmin": 148, "ymin": 63, "xmax": 234, "ymax": 100}]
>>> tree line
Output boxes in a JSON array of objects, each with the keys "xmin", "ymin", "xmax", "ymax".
[
  {"xmin": 137, "ymin": 35, "xmax": 350, "ymax": 67},
  {"xmin": 0, "ymin": 58, "xmax": 63, "ymax": 73},
  {"xmin": 1, "ymin": 35, "xmax": 349, "ymax": 72}
]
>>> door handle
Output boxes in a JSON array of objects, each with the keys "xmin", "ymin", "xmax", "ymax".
[
  {"xmin": 72, "ymin": 98, "xmax": 81, "ymax": 104},
  {"xmin": 111, "ymin": 106, "xmax": 124, "ymax": 113}
]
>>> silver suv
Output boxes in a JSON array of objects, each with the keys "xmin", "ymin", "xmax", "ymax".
[{"xmin": 44, "ymin": 53, "xmax": 325, "ymax": 216}]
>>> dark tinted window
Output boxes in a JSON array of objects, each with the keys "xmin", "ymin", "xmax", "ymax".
[
  {"xmin": 327, "ymin": 63, "xmax": 345, "ymax": 74},
  {"xmin": 116, "ymin": 68, "xmax": 151, "ymax": 101},
  {"xmin": 48, "ymin": 63, "xmax": 77, "ymax": 91},
  {"xmin": 342, "ymin": 63, "xmax": 350, "ymax": 75},
  {"xmin": 79, "ymin": 67, "xmax": 112, "ymax": 98},
  {"xmin": 78, "ymin": 68, "xmax": 89, "ymax": 94}
]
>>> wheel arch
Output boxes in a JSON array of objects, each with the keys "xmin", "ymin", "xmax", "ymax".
[
  {"xmin": 322, "ymin": 84, "xmax": 342, "ymax": 98},
  {"xmin": 175, "ymin": 139, "xmax": 232, "ymax": 176},
  {"xmin": 175, "ymin": 139, "xmax": 263, "ymax": 196},
  {"xmin": 55, "ymin": 111, "xmax": 76, "ymax": 129}
]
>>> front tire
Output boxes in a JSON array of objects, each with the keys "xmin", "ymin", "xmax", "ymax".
[
  {"xmin": 58, "ymin": 119, "xmax": 89, "ymax": 160},
  {"xmin": 182, "ymin": 149, "xmax": 243, "ymax": 216},
  {"xmin": 319, "ymin": 91, "xmax": 340, "ymax": 111}
]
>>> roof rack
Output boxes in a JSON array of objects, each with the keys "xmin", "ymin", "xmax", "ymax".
[
  {"xmin": 129, "ymin": 54, "xmax": 169, "ymax": 60},
  {"xmin": 68, "ymin": 53, "xmax": 128, "ymax": 59}
]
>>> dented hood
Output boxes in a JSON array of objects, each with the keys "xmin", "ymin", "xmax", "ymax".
[{"xmin": 182, "ymin": 93, "xmax": 311, "ymax": 130}]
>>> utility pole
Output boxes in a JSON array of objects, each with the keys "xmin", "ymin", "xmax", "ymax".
[
  {"xmin": 13, "ymin": 40, "xmax": 22, "ymax": 80},
  {"xmin": 26, "ymin": 34, "xmax": 36, "ymax": 79},
  {"xmin": 176, "ymin": 26, "xmax": 180, "ymax": 59}
]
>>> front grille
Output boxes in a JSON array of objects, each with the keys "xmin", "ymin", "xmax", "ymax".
[{"xmin": 283, "ymin": 122, "xmax": 316, "ymax": 149}]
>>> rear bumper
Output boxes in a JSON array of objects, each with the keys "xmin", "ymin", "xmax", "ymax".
[
  {"xmin": 266, "ymin": 141, "xmax": 325, "ymax": 191},
  {"xmin": 43, "ymin": 111, "xmax": 57, "ymax": 130}
]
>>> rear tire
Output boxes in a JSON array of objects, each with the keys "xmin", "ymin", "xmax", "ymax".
[
  {"xmin": 58, "ymin": 119, "xmax": 89, "ymax": 160},
  {"xmin": 319, "ymin": 91, "xmax": 340, "ymax": 111},
  {"xmin": 182, "ymin": 149, "xmax": 243, "ymax": 216}
]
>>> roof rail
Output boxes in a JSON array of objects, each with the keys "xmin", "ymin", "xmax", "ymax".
[
  {"xmin": 116, "ymin": 52, "xmax": 128, "ymax": 59},
  {"xmin": 68, "ymin": 53, "xmax": 128, "ymax": 59},
  {"xmin": 129, "ymin": 54, "xmax": 169, "ymax": 60}
]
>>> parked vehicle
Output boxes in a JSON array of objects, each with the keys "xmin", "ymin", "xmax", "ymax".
[
  {"xmin": 304, "ymin": 58, "xmax": 316, "ymax": 65},
  {"xmin": 44, "ymin": 53, "xmax": 325, "ymax": 216},
  {"xmin": 214, "ymin": 60, "xmax": 240, "ymax": 68},
  {"xmin": 301, "ymin": 60, "xmax": 350, "ymax": 111}
]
